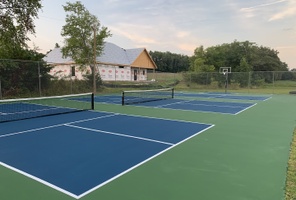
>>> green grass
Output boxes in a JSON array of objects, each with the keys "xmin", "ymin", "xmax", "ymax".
[{"xmin": 286, "ymin": 129, "xmax": 296, "ymax": 200}]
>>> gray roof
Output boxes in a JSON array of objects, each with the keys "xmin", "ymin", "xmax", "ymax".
[{"xmin": 43, "ymin": 42, "xmax": 145, "ymax": 66}]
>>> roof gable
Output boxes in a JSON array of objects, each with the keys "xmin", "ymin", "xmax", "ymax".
[{"xmin": 131, "ymin": 49, "xmax": 157, "ymax": 69}]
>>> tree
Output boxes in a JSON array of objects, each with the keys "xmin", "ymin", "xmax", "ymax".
[
  {"xmin": 61, "ymin": 1, "xmax": 111, "ymax": 71},
  {"xmin": 238, "ymin": 57, "xmax": 252, "ymax": 72},
  {"xmin": 149, "ymin": 51, "xmax": 190, "ymax": 72},
  {"xmin": 190, "ymin": 41, "xmax": 289, "ymax": 88},
  {"xmin": 0, "ymin": 0, "xmax": 42, "ymax": 49},
  {"xmin": 201, "ymin": 41, "xmax": 288, "ymax": 72},
  {"xmin": 190, "ymin": 46, "xmax": 215, "ymax": 72},
  {"xmin": 250, "ymin": 46, "xmax": 287, "ymax": 71}
]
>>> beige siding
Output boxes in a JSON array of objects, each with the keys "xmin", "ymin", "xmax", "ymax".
[{"xmin": 131, "ymin": 50, "xmax": 157, "ymax": 69}]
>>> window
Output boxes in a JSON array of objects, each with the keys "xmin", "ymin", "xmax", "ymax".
[{"xmin": 71, "ymin": 66, "xmax": 75, "ymax": 76}]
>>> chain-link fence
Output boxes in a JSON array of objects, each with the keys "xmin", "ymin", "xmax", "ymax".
[
  {"xmin": 1, "ymin": 59, "xmax": 296, "ymax": 99},
  {"xmin": 148, "ymin": 71, "xmax": 296, "ymax": 94},
  {"xmin": 0, "ymin": 59, "xmax": 93, "ymax": 99}
]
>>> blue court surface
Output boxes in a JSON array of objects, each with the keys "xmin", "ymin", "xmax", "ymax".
[
  {"xmin": 175, "ymin": 92, "xmax": 271, "ymax": 101},
  {"xmin": 0, "ymin": 111, "xmax": 213, "ymax": 199},
  {"xmin": 75, "ymin": 94, "xmax": 261, "ymax": 115},
  {"xmin": 131, "ymin": 99, "xmax": 256, "ymax": 115},
  {"xmin": 0, "ymin": 102, "xmax": 78, "ymax": 122},
  {"xmin": 91, "ymin": 91, "xmax": 271, "ymax": 114}
]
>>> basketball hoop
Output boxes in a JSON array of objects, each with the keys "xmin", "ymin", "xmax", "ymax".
[
  {"xmin": 219, "ymin": 67, "xmax": 231, "ymax": 93},
  {"xmin": 219, "ymin": 67, "xmax": 231, "ymax": 74}
]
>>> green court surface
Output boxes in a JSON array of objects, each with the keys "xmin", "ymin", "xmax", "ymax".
[{"xmin": 1, "ymin": 94, "xmax": 295, "ymax": 200}]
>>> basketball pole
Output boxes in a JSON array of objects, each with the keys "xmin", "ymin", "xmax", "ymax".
[{"xmin": 225, "ymin": 72, "xmax": 228, "ymax": 94}]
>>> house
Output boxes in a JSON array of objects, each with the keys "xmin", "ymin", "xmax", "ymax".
[{"xmin": 43, "ymin": 42, "xmax": 157, "ymax": 81}]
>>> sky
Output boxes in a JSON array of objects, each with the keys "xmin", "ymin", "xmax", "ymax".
[{"xmin": 29, "ymin": 0, "xmax": 296, "ymax": 69}]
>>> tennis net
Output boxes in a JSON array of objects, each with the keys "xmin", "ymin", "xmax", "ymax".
[
  {"xmin": 122, "ymin": 88, "xmax": 174, "ymax": 105},
  {"xmin": 0, "ymin": 93, "xmax": 94, "ymax": 123}
]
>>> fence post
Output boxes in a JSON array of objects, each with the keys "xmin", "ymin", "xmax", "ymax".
[
  {"xmin": 0, "ymin": 78, "xmax": 2, "ymax": 99},
  {"xmin": 272, "ymin": 71, "xmax": 275, "ymax": 94},
  {"xmin": 38, "ymin": 62, "xmax": 42, "ymax": 97},
  {"xmin": 248, "ymin": 71, "xmax": 251, "ymax": 93}
]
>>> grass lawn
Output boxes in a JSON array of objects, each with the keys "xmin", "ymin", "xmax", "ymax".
[{"xmin": 286, "ymin": 129, "xmax": 296, "ymax": 200}]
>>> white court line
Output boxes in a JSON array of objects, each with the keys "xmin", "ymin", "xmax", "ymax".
[
  {"xmin": 0, "ymin": 114, "xmax": 117, "ymax": 139},
  {"xmin": 127, "ymin": 100, "xmax": 256, "ymax": 115},
  {"xmin": 263, "ymin": 96, "xmax": 272, "ymax": 101},
  {"xmin": 0, "ymin": 161, "xmax": 79, "ymax": 199},
  {"xmin": 0, "ymin": 111, "xmax": 215, "ymax": 199},
  {"xmin": 87, "ymin": 109, "xmax": 214, "ymax": 126},
  {"xmin": 0, "ymin": 124, "xmax": 65, "ymax": 139},
  {"xmin": 128, "ymin": 103, "xmax": 236, "ymax": 115},
  {"xmin": 234, "ymin": 103, "xmax": 257, "ymax": 115},
  {"xmin": 64, "ymin": 124, "xmax": 174, "ymax": 146},
  {"xmin": 3, "ymin": 107, "xmax": 62, "ymax": 115},
  {"xmin": 181, "ymin": 102, "xmax": 249, "ymax": 108},
  {"xmin": 156, "ymin": 100, "xmax": 191, "ymax": 108},
  {"xmin": 77, "ymin": 124, "xmax": 215, "ymax": 199}
]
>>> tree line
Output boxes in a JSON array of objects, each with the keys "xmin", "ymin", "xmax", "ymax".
[{"xmin": 150, "ymin": 40, "xmax": 289, "ymax": 73}]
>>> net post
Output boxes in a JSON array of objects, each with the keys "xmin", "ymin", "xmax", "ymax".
[
  {"xmin": 122, "ymin": 91, "xmax": 125, "ymax": 106},
  {"xmin": 172, "ymin": 88, "xmax": 174, "ymax": 99},
  {"xmin": 91, "ymin": 93, "xmax": 95, "ymax": 110}
]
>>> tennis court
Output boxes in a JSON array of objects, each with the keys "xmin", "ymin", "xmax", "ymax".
[
  {"xmin": 81, "ymin": 90, "xmax": 269, "ymax": 115},
  {"xmin": 0, "ymin": 95, "xmax": 213, "ymax": 199},
  {"xmin": 0, "ymin": 91, "xmax": 295, "ymax": 200},
  {"xmin": 175, "ymin": 91, "xmax": 271, "ymax": 101}
]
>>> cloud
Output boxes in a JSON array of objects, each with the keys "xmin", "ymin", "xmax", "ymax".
[
  {"xmin": 109, "ymin": 24, "xmax": 157, "ymax": 45},
  {"xmin": 239, "ymin": 0, "xmax": 296, "ymax": 21},
  {"xmin": 269, "ymin": 1, "xmax": 296, "ymax": 21},
  {"xmin": 240, "ymin": 0, "xmax": 287, "ymax": 12}
]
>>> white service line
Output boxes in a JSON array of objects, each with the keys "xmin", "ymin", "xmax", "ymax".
[
  {"xmin": 77, "ymin": 124, "xmax": 215, "ymax": 199},
  {"xmin": 156, "ymin": 100, "xmax": 191, "ymax": 108},
  {"xmin": 183, "ymin": 102, "xmax": 249, "ymax": 108},
  {"xmin": 0, "ymin": 114, "xmax": 118, "ymax": 139},
  {"xmin": 64, "ymin": 124, "xmax": 175, "ymax": 146},
  {"xmin": 3, "ymin": 107, "xmax": 62, "ymax": 115}
]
